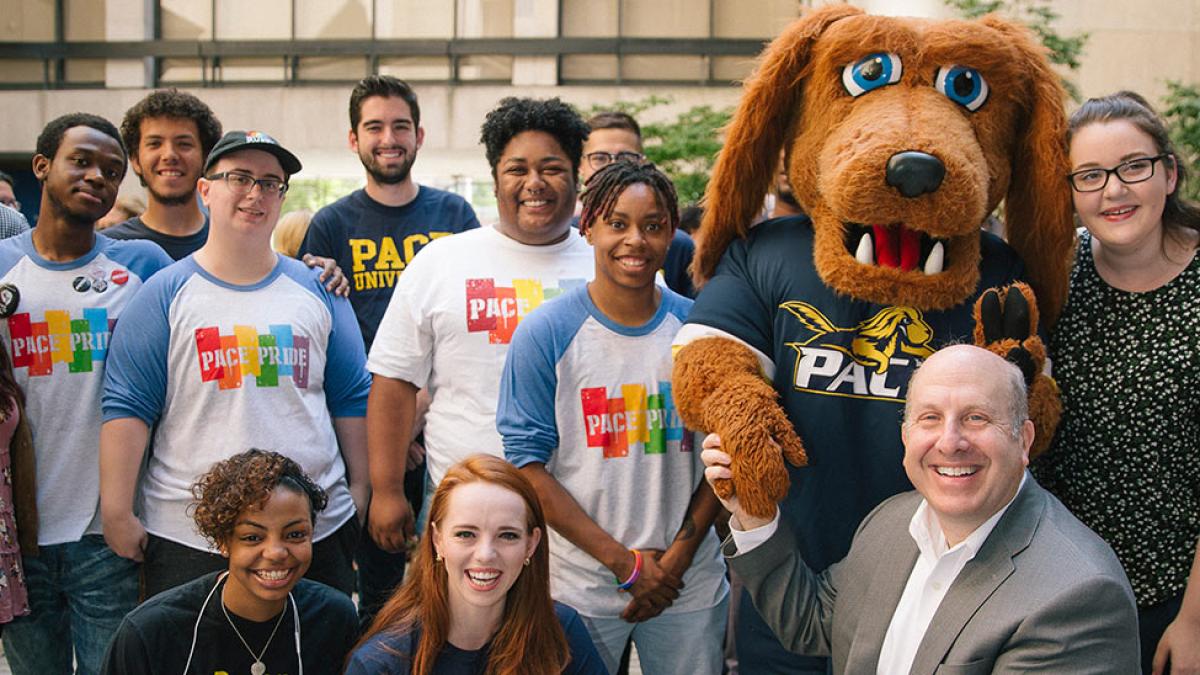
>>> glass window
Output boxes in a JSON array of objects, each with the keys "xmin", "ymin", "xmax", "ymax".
[
  {"xmin": 0, "ymin": 60, "xmax": 46, "ymax": 84},
  {"xmin": 713, "ymin": 0, "xmax": 798, "ymax": 38},
  {"xmin": 621, "ymin": 55, "xmax": 705, "ymax": 81},
  {"xmin": 561, "ymin": 0, "xmax": 617, "ymax": 37},
  {"xmin": 160, "ymin": 0, "xmax": 212, "ymax": 40},
  {"xmin": 295, "ymin": 0, "xmax": 371, "ymax": 39},
  {"xmin": 65, "ymin": 0, "xmax": 105, "ymax": 41},
  {"xmin": 4, "ymin": 0, "xmax": 55, "ymax": 41},
  {"xmin": 379, "ymin": 56, "xmax": 453, "ymax": 81},
  {"xmin": 65, "ymin": 59, "xmax": 105, "ymax": 83},
  {"xmin": 621, "ymin": 0, "xmax": 708, "ymax": 38},
  {"xmin": 375, "ymin": 1, "xmax": 453, "ymax": 38},
  {"xmin": 561, "ymin": 55, "xmax": 618, "ymax": 81},
  {"xmin": 296, "ymin": 57, "xmax": 367, "ymax": 80},
  {"xmin": 712, "ymin": 55, "xmax": 757, "ymax": 82},
  {"xmin": 457, "ymin": 0, "xmax": 513, "ymax": 38},
  {"xmin": 159, "ymin": 58, "xmax": 207, "ymax": 83},
  {"xmin": 216, "ymin": 57, "xmax": 286, "ymax": 82},
  {"xmin": 215, "ymin": 0, "xmax": 290, "ymax": 40},
  {"xmin": 458, "ymin": 54, "xmax": 512, "ymax": 81}
]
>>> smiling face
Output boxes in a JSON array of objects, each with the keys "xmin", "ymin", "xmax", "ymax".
[
  {"xmin": 494, "ymin": 130, "xmax": 577, "ymax": 246},
  {"xmin": 131, "ymin": 116, "xmax": 204, "ymax": 206},
  {"xmin": 220, "ymin": 486, "xmax": 314, "ymax": 620},
  {"xmin": 901, "ymin": 346, "xmax": 1033, "ymax": 546},
  {"xmin": 433, "ymin": 481, "xmax": 541, "ymax": 623},
  {"xmin": 34, "ymin": 125, "xmax": 126, "ymax": 227},
  {"xmin": 1069, "ymin": 119, "xmax": 1176, "ymax": 256},
  {"xmin": 198, "ymin": 149, "xmax": 286, "ymax": 237},
  {"xmin": 585, "ymin": 182, "xmax": 674, "ymax": 295},
  {"xmin": 351, "ymin": 95, "xmax": 424, "ymax": 186}
]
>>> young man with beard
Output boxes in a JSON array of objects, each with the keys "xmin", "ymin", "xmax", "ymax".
[
  {"xmin": 297, "ymin": 76, "xmax": 478, "ymax": 625},
  {"xmin": 100, "ymin": 130, "xmax": 371, "ymax": 601},
  {"xmin": 0, "ymin": 113, "xmax": 172, "ymax": 675}
]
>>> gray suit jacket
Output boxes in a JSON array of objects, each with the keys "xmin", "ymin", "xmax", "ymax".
[{"xmin": 727, "ymin": 478, "xmax": 1139, "ymax": 674}]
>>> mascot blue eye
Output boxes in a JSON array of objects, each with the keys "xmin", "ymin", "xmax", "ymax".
[
  {"xmin": 842, "ymin": 53, "xmax": 902, "ymax": 97},
  {"xmin": 935, "ymin": 65, "xmax": 988, "ymax": 111}
]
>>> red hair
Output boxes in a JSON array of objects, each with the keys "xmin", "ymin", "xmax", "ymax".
[{"xmin": 355, "ymin": 455, "xmax": 569, "ymax": 674}]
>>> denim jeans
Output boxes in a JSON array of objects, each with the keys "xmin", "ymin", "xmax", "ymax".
[
  {"xmin": 2, "ymin": 535, "xmax": 139, "ymax": 675},
  {"xmin": 580, "ymin": 592, "xmax": 729, "ymax": 675}
]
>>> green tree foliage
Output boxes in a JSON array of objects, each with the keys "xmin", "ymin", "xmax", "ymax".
[
  {"xmin": 1163, "ymin": 80, "xmax": 1200, "ymax": 202},
  {"xmin": 944, "ymin": 0, "xmax": 1088, "ymax": 101},
  {"xmin": 583, "ymin": 97, "xmax": 732, "ymax": 205},
  {"xmin": 281, "ymin": 177, "xmax": 361, "ymax": 215}
]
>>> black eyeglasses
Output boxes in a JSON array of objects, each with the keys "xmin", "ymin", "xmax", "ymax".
[
  {"xmin": 1067, "ymin": 154, "xmax": 1171, "ymax": 193},
  {"xmin": 206, "ymin": 171, "xmax": 288, "ymax": 197},
  {"xmin": 585, "ymin": 151, "xmax": 643, "ymax": 170}
]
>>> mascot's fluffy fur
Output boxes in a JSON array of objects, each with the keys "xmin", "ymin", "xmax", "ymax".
[{"xmin": 673, "ymin": 4, "xmax": 1072, "ymax": 522}]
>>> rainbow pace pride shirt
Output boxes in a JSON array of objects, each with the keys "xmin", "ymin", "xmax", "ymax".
[
  {"xmin": 0, "ymin": 232, "xmax": 171, "ymax": 545},
  {"xmin": 102, "ymin": 255, "xmax": 371, "ymax": 552},
  {"xmin": 498, "ymin": 284, "xmax": 727, "ymax": 618},
  {"xmin": 367, "ymin": 225, "xmax": 594, "ymax": 487}
]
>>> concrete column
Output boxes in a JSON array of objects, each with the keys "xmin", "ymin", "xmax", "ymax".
[
  {"xmin": 105, "ymin": 0, "xmax": 154, "ymax": 88},
  {"xmin": 512, "ymin": 0, "xmax": 558, "ymax": 86}
]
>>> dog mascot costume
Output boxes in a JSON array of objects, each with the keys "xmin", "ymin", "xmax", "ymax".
[{"xmin": 671, "ymin": 5, "xmax": 1073, "ymax": 672}]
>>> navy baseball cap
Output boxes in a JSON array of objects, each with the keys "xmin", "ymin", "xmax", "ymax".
[{"xmin": 204, "ymin": 130, "xmax": 303, "ymax": 176}]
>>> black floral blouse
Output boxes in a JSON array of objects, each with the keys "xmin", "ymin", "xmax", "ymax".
[{"xmin": 1033, "ymin": 231, "xmax": 1200, "ymax": 607}]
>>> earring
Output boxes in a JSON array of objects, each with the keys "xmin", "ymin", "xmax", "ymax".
[
  {"xmin": 523, "ymin": 557, "xmax": 530, "ymax": 567},
  {"xmin": 435, "ymin": 551, "xmax": 443, "ymax": 562}
]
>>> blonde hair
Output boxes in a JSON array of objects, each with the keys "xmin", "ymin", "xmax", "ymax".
[{"xmin": 273, "ymin": 209, "xmax": 313, "ymax": 258}]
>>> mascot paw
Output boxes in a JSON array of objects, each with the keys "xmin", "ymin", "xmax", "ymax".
[{"xmin": 972, "ymin": 282, "xmax": 1060, "ymax": 458}]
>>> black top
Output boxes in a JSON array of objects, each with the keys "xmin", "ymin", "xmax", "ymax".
[
  {"xmin": 298, "ymin": 187, "xmax": 479, "ymax": 350},
  {"xmin": 103, "ymin": 216, "xmax": 210, "ymax": 261},
  {"xmin": 344, "ymin": 601, "xmax": 606, "ymax": 675},
  {"xmin": 101, "ymin": 570, "xmax": 358, "ymax": 675}
]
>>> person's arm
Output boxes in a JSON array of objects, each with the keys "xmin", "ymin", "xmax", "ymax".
[
  {"xmin": 520, "ymin": 463, "xmax": 683, "ymax": 618},
  {"xmin": 366, "ymin": 375, "xmax": 417, "ymax": 552},
  {"xmin": 99, "ymin": 418, "xmax": 150, "ymax": 561},
  {"xmin": 1154, "ymin": 538, "xmax": 1200, "ymax": 675},
  {"xmin": 333, "ymin": 416, "xmax": 369, "ymax": 523},
  {"xmin": 623, "ymin": 477, "xmax": 722, "ymax": 621}
]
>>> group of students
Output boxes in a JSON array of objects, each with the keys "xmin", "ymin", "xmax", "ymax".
[{"xmin": 0, "ymin": 70, "xmax": 1192, "ymax": 675}]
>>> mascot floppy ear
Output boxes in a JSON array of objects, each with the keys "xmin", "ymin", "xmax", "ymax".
[
  {"xmin": 692, "ymin": 3, "xmax": 863, "ymax": 288},
  {"xmin": 981, "ymin": 15, "xmax": 1075, "ymax": 328}
]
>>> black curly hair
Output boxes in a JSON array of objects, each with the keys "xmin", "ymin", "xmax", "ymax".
[
  {"xmin": 578, "ymin": 159, "xmax": 680, "ymax": 235},
  {"xmin": 36, "ymin": 113, "xmax": 124, "ymax": 165},
  {"xmin": 120, "ymin": 89, "xmax": 223, "ymax": 159},
  {"xmin": 479, "ymin": 97, "xmax": 591, "ymax": 177},
  {"xmin": 191, "ymin": 449, "xmax": 327, "ymax": 549}
]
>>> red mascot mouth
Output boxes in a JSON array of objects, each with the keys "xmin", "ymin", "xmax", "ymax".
[{"xmin": 843, "ymin": 223, "xmax": 947, "ymax": 274}]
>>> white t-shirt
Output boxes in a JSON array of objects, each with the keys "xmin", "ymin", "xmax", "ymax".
[
  {"xmin": 367, "ymin": 225, "xmax": 594, "ymax": 486},
  {"xmin": 498, "ymin": 284, "xmax": 727, "ymax": 617},
  {"xmin": 0, "ymin": 232, "xmax": 172, "ymax": 545}
]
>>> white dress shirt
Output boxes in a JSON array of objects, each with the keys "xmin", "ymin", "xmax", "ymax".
[{"xmin": 730, "ymin": 474, "xmax": 1028, "ymax": 674}]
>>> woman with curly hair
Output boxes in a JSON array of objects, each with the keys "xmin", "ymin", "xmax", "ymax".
[
  {"xmin": 101, "ymin": 449, "xmax": 358, "ymax": 674},
  {"xmin": 345, "ymin": 454, "xmax": 604, "ymax": 675}
]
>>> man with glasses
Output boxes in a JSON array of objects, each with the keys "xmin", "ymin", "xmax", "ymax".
[
  {"xmin": 100, "ymin": 130, "xmax": 371, "ymax": 599},
  {"xmin": 580, "ymin": 112, "xmax": 696, "ymax": 297},
  {"xmin": 0, "ymin": 171, "xmax": 30, "ymax": 239}
]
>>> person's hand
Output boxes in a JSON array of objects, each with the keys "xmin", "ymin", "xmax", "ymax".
[
  {"xmin": 616, "ymin": 549, "xmax": 682, "ymax": 622},
  {"xmin": 702, "ymin": 433, "xmax": 777, "ymax": 531},
  {"xmin": 406, "ymin": 441, "xmax": 426, "ymax": 472},
  {"xmin": 621, "ymin": 548, "xmax": 687, "ymax": 622},
  {"xmin": 103, "ymin": 512, "xmax": 148, "ymax": 562},
  {"xmin": 302, "ymin": 254, "xmax": 350, "ymax": 297},
  {"xmin": 1154, "ymin": 613, "xmax": 1200, "ymax": 675},
  {"xmin": 368, "ymin": 490, "xmax": 417, "ymax": 554}
]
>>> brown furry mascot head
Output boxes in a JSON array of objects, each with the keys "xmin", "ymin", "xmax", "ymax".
[{"xmin": 693, "ymin": 4, "xmax": 1075, "ymax": 325}]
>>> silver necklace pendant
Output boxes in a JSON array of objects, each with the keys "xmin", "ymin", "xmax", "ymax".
[{"xmin": 251, "ymin": 661, "xmax": 266, "ymax": 675}]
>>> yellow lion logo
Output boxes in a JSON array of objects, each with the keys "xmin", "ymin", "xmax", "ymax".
[{"xmin": 780, "ymin": 302, "xmax": 935, "ymax": 374}]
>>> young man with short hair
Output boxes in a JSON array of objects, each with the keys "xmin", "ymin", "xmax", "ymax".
[
  {"xmin": 581, "ymin": 112, "xmax": 696, "ymax": 298},
  {"xmin": 100, "ymin": 130, "xmax": 372, "ymax": 599},
  {"xmin": 0, "ymin": 113, "xmax": 173, "ymax": 675}
]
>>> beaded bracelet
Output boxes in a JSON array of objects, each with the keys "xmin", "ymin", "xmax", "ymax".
[{"xmin": 616, "ymin": 549, "xmax": 643, "ymax": 591}]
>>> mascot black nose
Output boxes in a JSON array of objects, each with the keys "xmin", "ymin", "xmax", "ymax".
[{"xmin": 886, "ymin": 151, "xmax": 945, "ymax": 198}]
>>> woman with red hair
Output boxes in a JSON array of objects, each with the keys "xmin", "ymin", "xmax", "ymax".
[{"xmin": 345, "ymin": 455, "xmax": 603, "ymax": 675}]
